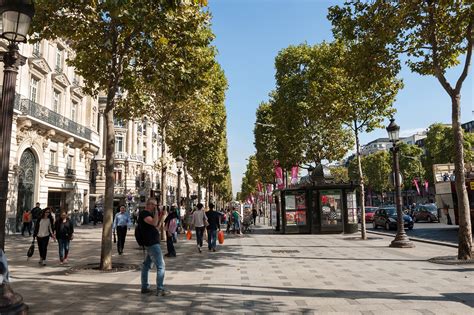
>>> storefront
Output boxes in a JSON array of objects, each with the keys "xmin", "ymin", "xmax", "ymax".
[{"xmin": 275, "ymin": 183, "xmax": 359, "ymax": 234}]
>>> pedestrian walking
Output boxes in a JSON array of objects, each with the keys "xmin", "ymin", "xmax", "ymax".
[
  {"xmin": 232, "ymin": 208, "xmax": 241, "ymax": 234},
  {"xmin": 206, "ymin": 203, "xmax": 220, "ymax": 252},
  {"xmin": 112, "ymin": 205, "xmax": 132, "ymax": 255},
  {"xmin": 21, "ymin": 209, "xmax": 32, "ymax": 236},
  {"xmin": 54, "ymin": 210, "xmax": 74, "ymax": 264},
  {"xmin": 226, "ymin": 209, "xmax": 232, "ymax": 234},
  {"xmin": 164, "ymin": 206, "xmax": 178, "ymax": 257},
  {"xmin": 252, "ymin": 208, "xmax": 258, "ymax": 225},
  {"xmin": 33, "ymin": 207, "xmax": 55, "ymax": 266},
  {"xmin": 139, "ymin": 198, "xmax": 171, "ymax": 296},
  {"xmin": 31, "ymin": 202, "xmax": 41, "ymax": 230},
  {"xmin": 191, "ymin": 203, "xmax": 208, "ymax": 253}
]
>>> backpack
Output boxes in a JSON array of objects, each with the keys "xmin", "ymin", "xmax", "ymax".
[{"xmin": 134, "ymin": 224, "xmax": 144, "ymax": 247}]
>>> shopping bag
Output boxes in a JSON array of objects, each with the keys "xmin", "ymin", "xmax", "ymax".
[
  {"xmin": 27, "ymin": 238, "xmax": 35, "ymax": 259},
  {"xmin": 218, "ymin": 230, "xmax": 224, "ymax": 244},
  {"xmin": 186, "ymin": 229, "xmax": 192, "ymax": 240}
]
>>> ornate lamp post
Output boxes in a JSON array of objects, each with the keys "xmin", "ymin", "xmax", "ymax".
[
  {"xmin": 0, "ymin": 1, "xmax": 35, "ymax": 312},
  {"xmin": 176, "ymin": 155, "xmax": 184, "ymax": 209},
  {"xmin": 386, "ymin": 118, "xmax": 415, "ymax": 248}
]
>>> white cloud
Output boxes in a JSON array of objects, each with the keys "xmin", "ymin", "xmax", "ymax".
[{"xmin": 400, "ymin": 128, "xmax": 427, "ymax": 137}]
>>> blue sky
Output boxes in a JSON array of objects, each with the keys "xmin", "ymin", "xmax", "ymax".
[{"xmin": 207, "ymin": 0, "xmax": 473, "ymax": 196}]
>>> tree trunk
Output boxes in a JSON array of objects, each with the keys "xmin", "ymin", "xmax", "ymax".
[
  {"xmin": 160, "ymin": 126, "xmax": 167, "ymax": 207},
  {"xmin": 100, "ymin": 107, "xmax": 115, "ymax": 270},
  {"xmin": 354, "ymin": 121, "xmax": 367, "ymax": 240},
  {"xmin": 184, "ymin": 162, "xmax": 190, "ymax": 210},
  {"xmin": 452, "ymin": 94, "xmax": 472, "ymax": 259}
]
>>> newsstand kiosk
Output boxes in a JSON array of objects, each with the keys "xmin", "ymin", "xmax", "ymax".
[{"xmin": 273, "ymin": 183, "xmax": 359, "ymax": 234}]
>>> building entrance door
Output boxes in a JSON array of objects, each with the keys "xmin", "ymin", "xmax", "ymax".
[
  {"xmin": 16, "ymin": 149, "xmax": 37, "ymax": 231},
  {"xmin": 48, "ymin": 191, "xmax": 67, "ymax": 216}
]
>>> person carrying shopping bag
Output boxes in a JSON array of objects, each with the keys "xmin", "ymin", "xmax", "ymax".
[{"xmin": 191, "ymin": 203, "xmax": 207, "ymax": 253}]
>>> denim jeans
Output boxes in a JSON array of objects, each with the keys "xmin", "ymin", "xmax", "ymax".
[
  {"xmin": 207, "ymin": 229, "xmax": 217, "ymax": 249},
  {"xmin": 58, "ymin": 238, "xmax": 70, "ymax": 261},
  {"xmin": 141, "ymin": 243, "xmax": 165, "ymax": 291},
  {"xmin": 195, "ymin": 226, "xmax": 205, "ymax": 247}
]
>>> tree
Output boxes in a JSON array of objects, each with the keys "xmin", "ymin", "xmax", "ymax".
[
  {"xmin": 272, "ymin": 44, "xmax": 353, "ymax": 170},
  {"xmin": 330, "ymin": 166, "xmax": 349, "ymax": 184},
  {"xmin": 33, "ymin": 1, "xmax": 208, "ymax": 269},
  {"xmin": 363, "ymin": 151, "xmax": 392, "ymax": 202},
  {"xmin": 423, "ymin": 123, "xmax": 474, "ymax": 185},
  {"xmin": 254, "ymin": 101, "xmax": 277, "ymax": 185},
  {"xmin": 329, "ymin": 0, "xmax": 473, "ymax": 260},
  {"xmin": 398, "ymin": 143, "xmax": 425, "ymax": 201}
]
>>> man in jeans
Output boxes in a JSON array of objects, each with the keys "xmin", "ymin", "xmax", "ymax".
[
  {"xmin": 206, "ymin": 203, "xmax": 220, "ymax": 252},
  {"xmin": 139, "ymin": 198, "xmax": 171, "ymax": 296}
]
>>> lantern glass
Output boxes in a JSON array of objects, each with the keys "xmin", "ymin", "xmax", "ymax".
[
  {"xmin": 1, "ymin": 10, "xmax": 31, "ymax": 42},
  {"xmin": 176, "ymin": 156, "xmax": 184, "ymax": 170}
]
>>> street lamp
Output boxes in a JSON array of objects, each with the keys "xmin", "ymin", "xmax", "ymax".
[
  {"xmin": 386, "ymin": 118, "xmax": 415, "ymax": 248},
  {"xmin": 176, "ymin": 155, "xmax": 184, "ymax": 209},
  {"xmin": 0, "ymin": 1, "xmax": 34, "ymax": 312},
  {"xmin": 0, "ymin": 0, "xmax": 34, "ymax": 251}
]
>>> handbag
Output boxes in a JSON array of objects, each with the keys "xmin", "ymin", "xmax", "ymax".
[
  {"xmin": 218, "ymin": 230, "xmax": 224, "ymax": 244},
  {"xmin": 27, "ymin": 238, "xmax": 35, "ymax": 259}
]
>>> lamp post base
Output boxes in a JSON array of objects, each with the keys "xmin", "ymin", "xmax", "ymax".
[
  {"xmin": 0, "ymin": 284, "xmax": 28, "ymax": 315},
  {"xmin": 390, "ymin": 233, "xmax": 415, "ymax": 248}
]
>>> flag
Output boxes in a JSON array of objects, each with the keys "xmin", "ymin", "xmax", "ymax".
[
  {"xmin": 274, "ymin": 162, "xmax": 284, "ymax": 189},
  {"xmin": 290, "ymin": 166, "xmax": 299, "ymax": 185},
  {"xmin": 424, "ymin": 180, "xmax": 429, "ymax": 193},
  {"xmin": 413, "ymin": 179, "xmax": 420, "ymax": 195}
]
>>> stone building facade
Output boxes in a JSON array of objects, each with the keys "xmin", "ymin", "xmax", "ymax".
[{"xmin": 1, "ymin": 39, "xmax": 100, "ymax": 229}]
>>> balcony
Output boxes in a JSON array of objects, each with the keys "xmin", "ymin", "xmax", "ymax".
[
  {"xmin": 114, "ymin": 180, "xmax": 124, "ymax": 188},
  {"xmin": 16, "ymin": 99, "xmax": 93, "ymax": 140},
  {"xmin": 48, "ymin": 165, "xmax": 59, "ymax": 173},
  {"xmin": 114, "ymin": 152, "xmax": 128, "ymax": 160},
  {"xmin": 66, "ymin": 168, "xmax": 76, "ymax": 178}
]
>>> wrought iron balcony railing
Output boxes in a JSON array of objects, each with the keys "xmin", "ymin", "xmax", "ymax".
[
  {"xmin": 16, "ymin": 99, "xmax": 93, "ymax": 140},
  {"xmin": 66, "ymin": 168, "xmax": 76, "ymax": 177},
  {"xmin": 48, "ymin": 165, "xmax": 59, "ymax": 173}
]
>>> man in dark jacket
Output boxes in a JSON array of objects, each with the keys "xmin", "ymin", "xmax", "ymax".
[
  {"xmin": 31, "ymin": 202, "xmax": 41, "ymax": 229},
  {"xmin": 205, "ymin": 203, "xmax": 220, "ymax": 252}
]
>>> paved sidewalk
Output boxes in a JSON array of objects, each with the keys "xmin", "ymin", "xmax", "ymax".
[{"xmin": 3, "ymin": 223, "xmax": 474, "ymax": 314}]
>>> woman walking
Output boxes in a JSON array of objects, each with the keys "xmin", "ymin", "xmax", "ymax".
[
  {"xmin": 54, "ymin": 210, "xmax": 74, "ymax": 264},
  {"xmin": 191, "ymin": 203, "xmax": 207, "ymax": 253},
  {"xmin": 33, "ymin": 207, "xmax": 55, "ymax": 266},
  {"xmin": 164, "ymin": 206, "xmax": 178, "ymax": 257}
]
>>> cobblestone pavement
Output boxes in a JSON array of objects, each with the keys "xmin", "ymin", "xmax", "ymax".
[{"xmin": 3, "ymin": 221, "xmax": 474, "ymax": 314}]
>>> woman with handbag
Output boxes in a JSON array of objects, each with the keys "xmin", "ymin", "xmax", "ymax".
[
  {"xmin": 33, "ymin": 207, "xmax": 55, "ymax": 266},
  {"xmin": 164, "ymin": 206, "xmax": 178, "ymax": 257},
  {"xmin": 54, "ymin": 210, "xmax": 74, "ymax": 264}
]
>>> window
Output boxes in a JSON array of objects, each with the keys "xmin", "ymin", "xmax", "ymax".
[
  {"xmin": 67, "ymin": 155, "xmax": 74, "ymax": 169},
  {"xmin": 53, "ymin": 90, "xmax": 61, "ymax": 112},
  {"xmin": 114, "ymin": 170, "xmax": 122, "ymax": 186},
  {"xmin": 50, "ymin": 150, "xmax": 57, "ymax": 166},
  {"xmin": 33, "ymin": 41, "xmax": 41, "ymax": 56},
  {"xmin": 56, "ymin": 48, "xmax": 63, "ymax": 72},
  {"xmin": 29, "ymin": 77, "xmax": 39, "ymax": 103},
  {"xmin": 115, "ymin": 136, "xmax": 124, "ymax": 152},
  {"xmin": 71, "ymin": 101, "xmax": 77, "ymax": 122},
  {"xmin": 92, "ymin": 111, "xmax": 97, "ymax": 128}
]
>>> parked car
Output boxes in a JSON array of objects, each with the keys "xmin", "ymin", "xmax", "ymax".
[
  {"xmin": 373, "ymin": 206, "xmax": 414, "ymax": 231},
  {"xmin": 412, "ymin": 204, "xmax": 439, "ymax": 223},
  {"xmin": 357, "ymin": 206, "xmax": 378, "ymax": 223}
]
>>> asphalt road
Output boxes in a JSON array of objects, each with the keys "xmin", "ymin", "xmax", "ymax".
[{"xmin": 363, "ymin": 222, "xmax": 459, "ymax": 245}]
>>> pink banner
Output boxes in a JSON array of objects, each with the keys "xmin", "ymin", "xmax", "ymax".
[
  {"xmin": 290, "ymin": 166, "xmax": 298, "ymax": 185},
  {"xmin": 257, "ymin": 182, "xmax": 263, "ymax": 193},
  {"xmin": 424, "ymin": 180, "xmax": 429, "ymax": 193},
  {"xmin": 274, "ymin": 162, "xmax": 284, "ymax": 189},
  {"xmin": 413, "ymin": 179, "xmax": 420, "ymax": 195},
  {"xmin": 267, "ymin": 184, "xmax": 273, "ymax": 194}
]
